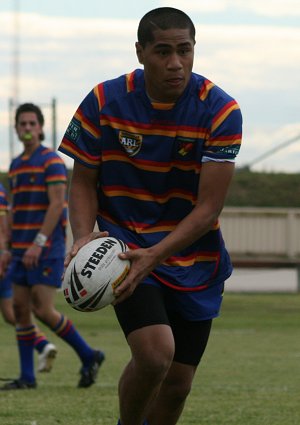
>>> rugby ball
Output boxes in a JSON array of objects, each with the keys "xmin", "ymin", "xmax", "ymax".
[{"xmin": 62, "ymin": 237, "xmax": 130, "ymax": 312}]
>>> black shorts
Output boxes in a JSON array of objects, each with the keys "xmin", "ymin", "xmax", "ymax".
[{"xmin": 114, "ymin": 284, "xmax": 212, "ymax": 366}]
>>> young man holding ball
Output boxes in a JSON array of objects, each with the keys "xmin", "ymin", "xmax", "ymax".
[{"xmin": 60, "ymin": 7, "xmax": 242, "ymax": 425}]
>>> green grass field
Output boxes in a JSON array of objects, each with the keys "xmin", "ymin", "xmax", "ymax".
[{"xmin": 0, "ymin": 291, "xmax": 299, "ymax": 425}]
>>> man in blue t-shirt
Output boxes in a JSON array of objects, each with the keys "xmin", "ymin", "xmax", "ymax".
[
  {"xmin": 59, "ymin": 7, "xmax": 242, "ymax": 425},
  {"xmin": 0, "ymin": 182, "xmax": 59, "ymax": 372},
  {"xmin": 1, "ymin": 103, "xmax": 105, "ymax": 391},
  {"xmin": 0, "ymin": 183, "xmax": 10, "ymax": 278}
]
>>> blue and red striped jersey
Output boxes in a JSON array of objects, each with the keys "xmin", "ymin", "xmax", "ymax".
[
  {"xmin": 59, "ymin": 69, "xmax": 242, "ymax": 290},
  {"xmin": 0, "ymin": 183, "xmax": 9, "ymax": 215},
  {"xmin": 9, "ymin": 145, "xmax": 68, "ymax": 259}
]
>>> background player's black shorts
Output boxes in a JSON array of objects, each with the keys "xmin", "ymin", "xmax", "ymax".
[{"xmin": 114, "ymin": 284, "xmax": 212, "ymax": 366}]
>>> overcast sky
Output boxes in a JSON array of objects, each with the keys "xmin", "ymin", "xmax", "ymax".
[{"xmin": 0, "ymin": 0, "xmax": 299, "ymax": 172}]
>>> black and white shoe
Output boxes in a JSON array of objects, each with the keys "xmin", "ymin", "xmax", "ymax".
[{"xmin": 78, "ymin": 350, "xmax": 105, "ymax": 388}]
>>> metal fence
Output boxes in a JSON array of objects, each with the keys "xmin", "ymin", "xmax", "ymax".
[{"xmin": 221, "ymin": 207, "xmax": 300, "ymax": 259}]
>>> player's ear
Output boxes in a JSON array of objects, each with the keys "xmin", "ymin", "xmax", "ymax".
[{"xmin": 135, "ymin": 42, "xmax": 144, "ymax": 65}]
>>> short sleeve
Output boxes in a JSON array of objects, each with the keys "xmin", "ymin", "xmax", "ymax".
[{"xmin": 58, "ymin": 86, "xmax": 102, "ymax": 169}]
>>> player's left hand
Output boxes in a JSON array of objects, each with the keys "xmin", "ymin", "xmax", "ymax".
[
  {"xmin": 113, "ymin": 247, "xmax": 158, "ymax": 304},
  {"xmin": 22, "ymin": 244, "xmax": 43, "ymax": 269},
  {"xmin": 0, "ymin": 250, "xmax": 12, "ymax": 278}
]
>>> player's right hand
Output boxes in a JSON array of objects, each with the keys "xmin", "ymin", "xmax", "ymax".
[
  {"xmin": 64, "ymin": 231, "xmax": 109, "ymax": 268},
  {"xmin": 0, "ymin": 250, "xmax": 11, "ymax": 278}
]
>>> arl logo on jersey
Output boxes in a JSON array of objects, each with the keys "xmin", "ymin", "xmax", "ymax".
[
  {"xmin": 177, "ymin": 137, "xmax": 196, "ymax": 156},
  {"xmin": 119, "ymin": 131, "xmax": 142, "ymax": 157}
]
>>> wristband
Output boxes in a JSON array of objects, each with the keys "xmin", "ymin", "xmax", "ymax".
[{"xmin": 33, "ymin": 232, "xmax": 48, "ymax": 248}]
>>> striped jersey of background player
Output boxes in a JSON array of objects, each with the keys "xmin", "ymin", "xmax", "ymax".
[
  {"xmin": 59, "ymin": 6, "xmax": 242, "ymax": 425},
  {"xmin": 0, "ymin": 103, "xmax": 105, "ymax": 391},
  {"xmin": 0, "ymin": 183, "xmax": 11, "ymax": 280},
  {"xmin": 0, "ymin": 182, "xmax": 60, "ymax": 372}
]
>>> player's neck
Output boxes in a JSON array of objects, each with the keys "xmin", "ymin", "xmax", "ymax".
[{"xmin": 22, "ymin": 140, "xmax": 41, "ymax": 156}]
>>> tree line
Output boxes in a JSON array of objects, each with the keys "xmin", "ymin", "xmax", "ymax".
[{"xmin": 1, "ymin": 168, "xmax": 300, "ymax": 208}]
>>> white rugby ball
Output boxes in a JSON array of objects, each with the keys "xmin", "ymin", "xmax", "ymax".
[{"xmin": 63, "ymin": 237, "xmax": 130, "ymax": 312}]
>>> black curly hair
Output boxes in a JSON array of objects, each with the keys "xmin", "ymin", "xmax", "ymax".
[{"xmin": 137, "ymin": 7, "xmax": 196, "ymax": 48}]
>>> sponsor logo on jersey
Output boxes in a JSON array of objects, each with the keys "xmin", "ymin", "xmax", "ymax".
[
  {"xmin": 177, "ymin": 137, "xmax": 195, "ymax": 156},
  {"xmin": 43, "ymin": 267, "xmax": 52, "ymax": 277},
  {"xmin": 119, "ymin": 131, "xmax": 142, "ymax": 157},
  {"xmin": 29, "ymin": 174, "xmax": 36, "ymax": 184},
  {"xmin": 219, "ymin": 146, "xmax": 240, "ymax": 156},
  {"xmin": 66, "ymin": 118, "xmax": 81, "ymax": 143}
]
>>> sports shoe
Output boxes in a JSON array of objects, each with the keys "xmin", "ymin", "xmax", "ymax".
[
  {"xmin": 0, "ymin": 379, "xmax": 37, "ymax": 390},
  {"xmin": 78, "ymin": 350, "xmax": 105, "ymax": 388},
  {"xmin": 38, "ymin": 343, "xmax": 57, "ymax": 372}
]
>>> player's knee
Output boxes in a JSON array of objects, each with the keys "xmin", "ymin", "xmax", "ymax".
[
  {"xmin": 134, "ymin": 342, "xmax": 174, "ymax": 382},
  {"xmin": 31, "ymin": 296, "xmax": 50, "ymax": 323},
  {"xmin": 4, "ymin": 314, "xmax": 16, "ymax": 326},
  {"xmin": 32, "ymin": 304, "xmax": 48, "ymax": 323},
  {"xmin": 165, "ymin": 378, "xmax": 192, "ymax": 404},
  {"xmin": 150, "ymin": 349, "xmax": 173, "ymax": 378},
  {"xmin": 0, "ymin": 304, "xmax": 15, "ymax": 325}
]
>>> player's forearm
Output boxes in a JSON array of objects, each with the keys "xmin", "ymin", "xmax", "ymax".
[
  {"xmin": 0, "ymin": 215, "xmax": 9, "ymax": 251},
  {"xmin": 68, "ymin": 183, "xmax": 98, "ymax": 242},
  {"xmin": 148, "ymin": 162, "xmax": 234, "ymax": 265},
  {"xmin": 34, "ymin": 183, "xmax": 67, "ymax": 243},
  {"xmin": 68, "ymin": 161, "xmax": 100, "ymax": 242},
  {"xmin": 38, "ymin": 202, "xmax": 65, "ymax": 239},
  {"xmin": 149, "ymin": 202, "xmax": 220, "ymax": 265}
]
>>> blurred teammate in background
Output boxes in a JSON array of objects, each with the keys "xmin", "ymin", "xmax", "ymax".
[
  {"xmin": 59, "ymin": 7, "xmax": 242, "ymax": 425},
  {"xmin": 0, "ymin": 182, "xmax": 11, "ymax": 281},
  {"xmin": 0, "ymin": 182, "xmax": 57, "ymax": 373},
  {"xmin": 1, "ymin": 103, "xmax": 105, "ymax": 390}
]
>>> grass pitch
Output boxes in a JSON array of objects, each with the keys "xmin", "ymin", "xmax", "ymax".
[{"xmin": 0, "ymin": 291, "xmax": 299, "ymax": 425}]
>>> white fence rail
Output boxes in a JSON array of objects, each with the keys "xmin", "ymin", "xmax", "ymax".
[
  {"xmin": 221, "ymin": 207, "xmax": 300, "ymax": 259},
  {"xmin": 221, "ymin": 207, "xmax": 300, "ymax": 292}
]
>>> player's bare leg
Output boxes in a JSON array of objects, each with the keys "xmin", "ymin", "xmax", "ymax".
[
  {"xmin": 146, "ymin": 362, "xmax": 197, "ymax": 425},
  {"xmin": 0, "ymin": 297, "xmax": 15, "ymax": 325},
  {"xmin": 118, "ymin": 324, "xmax": 174, "ymax": 425},
  {"xmin": 31, "ymin": 285, "xmax": 61, "ymax": 327}
]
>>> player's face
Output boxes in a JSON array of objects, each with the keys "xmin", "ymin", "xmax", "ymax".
[
  {"xmin": 136, "ymin": 28, "xmax": 195, "ymax": 103},
  {"xmin": 15, "ymin": 112, "xmax": 43, "ymax": 146}
]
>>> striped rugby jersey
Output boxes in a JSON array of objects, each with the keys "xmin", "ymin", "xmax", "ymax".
[
  {"xmin": 59, "ymin": 69, "xmax": 242, "ymax": 291},
  {"xmin": 9, "ymin": 145, "xmax": 68, "ymax": 259},
  {"xmin": 0, "ymin": 183, "xmax": 9, "ymax": 216}
]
